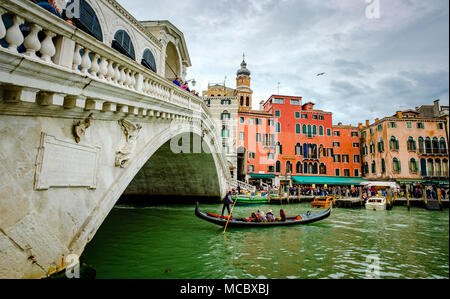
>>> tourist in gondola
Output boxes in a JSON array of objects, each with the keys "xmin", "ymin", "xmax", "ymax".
[
  {"xmin": 266, "ymin": 209, "xmax": 275, "ymax": 222},
  {"xmin": 280, "ymin": 209, "xmax": 286, "ymax": 222}
]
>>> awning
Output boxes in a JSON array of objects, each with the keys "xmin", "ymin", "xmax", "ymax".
[
  {"xmin": 421, "ymin": 180, "xmax": 449, "ymax": 186},
  {"xmin": 396, "ymin": 179, "xmax": 425, "ymax": 185},
  {"xmin": 249, "ymin": 174, "xmax": 275, "ymax": 179},
  {"xmin": 291, "ymin": 176, "xmax": 367, "ymax": 186},
  {"xmin": 396, "ymin": 179, "xmax": 449, "ymax": 186}
]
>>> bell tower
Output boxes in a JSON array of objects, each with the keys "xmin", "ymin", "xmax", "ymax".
[{"xmin": 235, "ymin": 54, "xmax": 253, "ymax": 111}]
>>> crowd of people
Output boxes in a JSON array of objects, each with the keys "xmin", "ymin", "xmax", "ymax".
[{"xmin": 172, "ymin": 77, "xmax": 200, "ymax": 97}]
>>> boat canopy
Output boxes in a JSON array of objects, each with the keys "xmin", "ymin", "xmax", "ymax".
[
  {"xmin": 360, "ymin": 181, "xmax": 400, "ymax": 189},
  {"xmin": 291, "ymin": 176, "xmax": 367, "ymax": 186}
]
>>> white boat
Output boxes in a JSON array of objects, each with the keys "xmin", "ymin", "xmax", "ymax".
[{"xmin": 365, "ymin": 196, "xmax": 387, "ymax": 211}]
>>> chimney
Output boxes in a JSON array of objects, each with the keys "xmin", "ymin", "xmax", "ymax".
[
  {"xmin": 259, "ymin": 100, "xmax": 264, "ymax": 111},
  {"xmin": 338, "ymin": 122, "xmax": 342, "ymax": 126},
  {"xmin": 433, "ymin": 99, "xmax": 440, "ymax": 116},
  {"xmin": 375, "ymin": 118, "xmax": 379, "ymax": 123},
  {"xmin": 358, "ymin": 123, "xmax": 363, "ymax": 130},
  {"xmin": 365, "ymin": 120, "xmax": 370, "ymax": 127},
  {"xmin": 396, "ymin": 111, "xmax": 403, "ymax": 118}
]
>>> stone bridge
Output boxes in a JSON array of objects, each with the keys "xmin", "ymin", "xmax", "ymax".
[{"xmin": 0, "ymin": 0, "xmax": 229, "ymax": 278}]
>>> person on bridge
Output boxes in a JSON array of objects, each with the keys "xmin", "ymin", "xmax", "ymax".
[{"xmin": 221, "ymin": 191, "xmax": 234, "ymax": 218}]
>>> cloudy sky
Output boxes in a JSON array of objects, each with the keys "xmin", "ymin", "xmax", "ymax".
[{"xmin": 117, "ymin": 0, "xmax": 449, "ymax": 125}]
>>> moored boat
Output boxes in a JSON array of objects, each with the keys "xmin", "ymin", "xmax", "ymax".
[
  {"xmin": 311, "ymin": 196, "xmax": 333, "ymax": 208},
  {"xmin": 195, "ymin": 203, "xmax": 331, "ymax": 228},
  {"xmin": 365, "ymin": 196, "xmax": 387, "ymax": 211},
  {"xmin": 232, "ymin": 195, "xmax": 270, "ymax": 206}
]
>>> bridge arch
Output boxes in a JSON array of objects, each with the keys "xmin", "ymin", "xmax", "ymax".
[{"xmin": 69, "ymin": 124, "xmax": 227, "ymax": 254}]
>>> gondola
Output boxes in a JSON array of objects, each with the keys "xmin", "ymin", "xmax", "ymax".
[{"xmin": 195, "ymin": 203, "xmax": 331, "ymax": 228}]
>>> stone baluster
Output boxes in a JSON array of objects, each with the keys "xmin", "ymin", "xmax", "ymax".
[
  {"xmin": 72, "ymin": 44, "xmax": 82, "ymax": 71},
  {"xmin": 90, "ymin": 53, "xmax": 100, "ymax": 77},
  {"xmin": 119, "ymin": 66, "xmax": 126, "ymax": 86},
  {"xmin": 98, "ymin": 56, "xmax": 108, "ymax": 80},
  {"xmin": 131, "ymin": 71, "xmax": 137, "ymax": 90},
  {"xmin": 23, "ymin": 24, "xmax": 42, "ymax": 58},
  {"xmin": 40, "ymin": 30, "xmax": 56, "ymax": 63},
  {"xmin": 142, "ymin": 78, "xmax": 149, "ymax": 94},
  {"xmin": 125, "ymin": 69, "xmax": 132, "ymax": 88},
  {"xmin": 80, "ymin": 48, "xmax": 91, "ymax": 74},
  {"xmin": 5, "ymin": 15, "xmax": 24, "ymax": 53},
  {"xmin": 113, "ymin": 63, "xmax": 121, "ymax": 84},
  {"xmin": 106, "ymin": 59, "xmax": 115, "ymax": 82},
  {"xmin": 0, "ymin": 8, "xmax": 6, "ymax": 39}
]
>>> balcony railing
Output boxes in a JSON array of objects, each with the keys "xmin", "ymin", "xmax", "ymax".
[
  {"xmin": 0, "ymin": 0, "xmax": 210, "ymax": 118},
  {"xmin": 418, "ymin": 148, "xmax": 448, "ymax": 156}
]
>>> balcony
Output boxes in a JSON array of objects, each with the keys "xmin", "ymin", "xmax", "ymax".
[
  {"xmin": 418, "ymin": 148, "xmax": 449, "ymax": 156},
  {"xmin": 0, "ymin": 0, "xmax": 212, "ymax": 124}
]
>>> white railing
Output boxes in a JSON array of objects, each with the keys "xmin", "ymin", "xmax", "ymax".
[
  {"xmin": 229, "ymin": 178, "xmax": 257, "ymax": 193},
  {"xmin": 0, "ymin": 0, "xmax": 205, "ymax": 114},
  {"xmin": 0, "ymin": 0, "xmax": 230, "ymax": 182}
]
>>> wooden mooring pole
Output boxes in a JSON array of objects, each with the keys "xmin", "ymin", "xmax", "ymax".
[{"xmin": 406, "ymin": 187, "xmax": 410, "ymax": 211}]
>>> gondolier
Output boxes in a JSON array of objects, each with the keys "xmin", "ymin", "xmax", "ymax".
[{"xmin": 222, "ymin": 191, "xmax": 235, "ymax": 217}]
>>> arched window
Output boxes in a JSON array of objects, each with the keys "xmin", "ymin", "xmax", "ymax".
[
  {"xmin": 432, "ymin": 137, "xmax": 439, "ymax": 154},
  {"xmin": 425, "ymin": 137, "xmax": 432, "ymax": 154},
  {"xmin": 276, "ymin": 161, "xmax": 281, "ymax": 173},
  {"xmin": 370, "ymin": 141, "xmax": 375, "ymax": 154},
  {"xmin": 276, "ymin": 122, "xmax": 281, "ymax": 133},
  {"xmin": 390, "ymin": 136, "xmax": 399, "ymax": 151},
  {"xmin": 407, "ymin": 137, "xmax": 416, "ymax": 152},
  {"xmin": 427, "ymin": 158, "xmax": 434, "ymax": 176},
  {"xmin": 295, "ymin": 143, "xmax": 302, "ymax": 155},
  {"xmin": 302, "ymin": 125, "xmax": 307, "ymax": 134},
  {"xmin": 312, "ymin": 125, "xmax": 317, "ymax": 135},
  {"xmin": 435, "ymin": 159, "xmax": 441, "ymax": 177},
  {"xmin": 112, "ymin": 30, "xmax": 135, "ymax": 60},
  {"xmin": 240, "ymin": 96, "xmax": 244, "ymax": 106},
  {"xmin": 362, "ymin": 144, "xmax": 368, "ymax": 156},
  {"xmin": 246, "ymin": 97, "xmax": 250, "ymax": 106},
  {"xmin": 296, "ymin": 162, "xmax": 302, "ymax": 174},
  {"xmin": 221, "ymin": 110, "xmax": 230, "ymax": 120},
  {"xmin": 69, "ymin": 0, "xmax": 103, "ymax": 42},
  {"xmin": 420, "ymin": 158, "xmax": 427, "ymax": 176},
  {"xmin": 393, "ymin": 158, "xmax": 401, "ymax": 174},
  {"xmin": 378, "ymin": 138, "xmax": 384, "ymax": 153},
  {"xmin": 296, "ymin": 124, "xmax": 301, "ymax": 134},
  {"xmin": 381, "ymin": 158, "xmax": 386, "ymax": 174},
  {"xmin": 304, "ymin": 162, "xmax": 308, "ymax": 174},
  {"xmin": 409, "ymin": 158, "xmax": 418, "ymax": 174},
  {"xmin": 309, "ymin": 163, "xmax": 314, "ymax": 174},
  {"xmin": 286, "ymin": 161, "xmax": 292, "ymax": 173},
  {"xmin": 276, "ymin": 142, "xmax": 282, "ymax": 155},
  {"xmin": 312, "ymin": 163, "xmax": 318, "ymax": 174},
  {"xmin": 440, "ymin": 138, "xmax": 447, "ymax": 154},
  {"xmin": 371, "ymin": 161, "xmax": 376, "ymax": 174},
  {"xmin": 307, "ymin": 125, "xmax": 312, "ymax": 137},
  {"xmin": 443, "ymin": 159, "xmax": 449, "ymax": 177},
  {"xmin": 319, "ymin": 163, "xmax": 326, "ymax": 175},
  {"xmin": 418, "ymin": 137, "xmax": 424, "ymax": 153},
  {"xmin": 319, "ymin": 126, "xmax": 324, "ymax": 136},
  {"xmin": 141, "ymin": 49, "xmax": 157, "ymax": 72},
  {"xmin": 363, "ymin": 162, "xmax": 369, "ymax": 175}
]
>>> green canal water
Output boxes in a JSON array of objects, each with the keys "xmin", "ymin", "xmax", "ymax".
[{"xmin": 81, "ymin": 203, "xmax": 449, "ymax": 279}]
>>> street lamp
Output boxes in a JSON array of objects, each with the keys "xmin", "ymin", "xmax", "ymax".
[{"xmin": 186, "ymin": 78, "xmax": 196, "ymax": 87}]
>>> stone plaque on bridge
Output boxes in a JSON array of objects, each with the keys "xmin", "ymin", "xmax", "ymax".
[{"xmin": 34, "ymin": 133, "xmax": 101, "ymax": 190}]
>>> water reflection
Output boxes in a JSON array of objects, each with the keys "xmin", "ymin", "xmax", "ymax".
[{"xmin": 81, "ymin": 203, "xmax": 449, "ymax": 279}]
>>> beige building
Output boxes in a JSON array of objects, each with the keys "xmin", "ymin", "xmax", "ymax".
[{"xmin": 360, "ymin": 106, "xmax": 448, "ymax": 187}]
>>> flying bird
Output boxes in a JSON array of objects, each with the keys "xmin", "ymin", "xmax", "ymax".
[{"xmin": 317, "ymin": 72, "xmax": 326, "ymax": 76}]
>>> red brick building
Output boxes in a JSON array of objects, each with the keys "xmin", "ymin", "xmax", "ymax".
[{"xmin": 241, "ymin": 95, "xmax": 363, "ymax": 187}]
